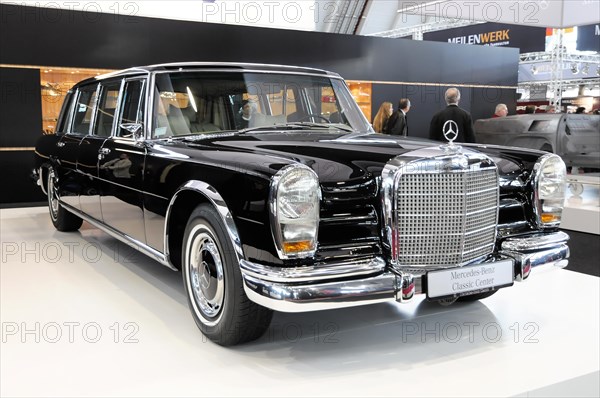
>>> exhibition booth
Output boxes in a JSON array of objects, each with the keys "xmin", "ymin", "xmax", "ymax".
[{"xmin": 0, "ymin": 2, "xmax": 598, "ymax": 397}]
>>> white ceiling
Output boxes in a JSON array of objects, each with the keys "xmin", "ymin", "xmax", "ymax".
[
  {"xmin": 4, "ymin": 0, "xmax": 599, "ymax": 33},
  {"xmin": 357, "ymin": 0, "xmax": 600, "ymax": 35}
]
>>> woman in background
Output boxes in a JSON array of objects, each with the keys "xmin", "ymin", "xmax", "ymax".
[{"xmin": 372, "ymin": 102, "xmax": 393, "ymax": 134}]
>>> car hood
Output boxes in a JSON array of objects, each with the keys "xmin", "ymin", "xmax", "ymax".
[{"xmin": 179, "ymin": 131, "xmax": 544, "ymax": 186}]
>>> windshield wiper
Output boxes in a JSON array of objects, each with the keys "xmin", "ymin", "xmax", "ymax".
[
  {"xmin": 285, "ymin": 122, "xmax": 355, "ymax": 133},
  {"xmin": 240, "ymin": 122, "xmax": 354, "ymax": 134}
]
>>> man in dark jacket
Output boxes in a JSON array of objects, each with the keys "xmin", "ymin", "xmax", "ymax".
[
  {"xmin": 429, "ymin": 88, "xmax": 476, "ymax": 143},
  {"xmin": 386, "ymin": 98, "xmax": 411, "ymax": 136}
]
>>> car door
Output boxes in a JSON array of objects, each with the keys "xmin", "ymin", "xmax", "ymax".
[
  {"xmin": 98, "ymin": 77, "xmax": 147, "ymax": 244},
  {"xmin": 56, "ymin": 84, "xmax": 99, "ymax": 210},
  {"xmin": 77, "ymin": 79, "xmax": 122, "ymax": 222}
]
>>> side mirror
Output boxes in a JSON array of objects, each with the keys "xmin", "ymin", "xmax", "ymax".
[{"xmin": 119, "ymin": 123, "xmax": 144, "ymax": 140}]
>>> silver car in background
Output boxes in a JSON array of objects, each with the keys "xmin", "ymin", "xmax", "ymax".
[{"xmin": 475, "ymin": 114, "xmax": 600, "ymax": 170}]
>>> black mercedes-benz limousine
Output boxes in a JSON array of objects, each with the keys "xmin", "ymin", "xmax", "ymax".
[{"xmin": 33, "ymin": 62, "xmax": 569, "ymax": 345}]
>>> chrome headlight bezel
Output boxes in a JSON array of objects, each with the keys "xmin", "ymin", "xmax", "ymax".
[
  {"xmin": 269, "ymin": 164, "xmax": 321, "ymax": 260},
  {"xmin": 533, "ymin": 153, "xmax": 567, "ymax": 229}
]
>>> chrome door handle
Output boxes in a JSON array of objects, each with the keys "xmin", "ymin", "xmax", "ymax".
[
  {"xmin": 57, "ymin": 142, "xmax": 65, "ymax": 147},
  {"xmin": 98, "ymin": 148, "xmax": 111, "ymax": 155}
]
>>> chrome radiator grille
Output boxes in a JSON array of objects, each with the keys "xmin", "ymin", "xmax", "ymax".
[{"xmin": 395, "ymin": 167, "xmax": 498, "ymax": 268}]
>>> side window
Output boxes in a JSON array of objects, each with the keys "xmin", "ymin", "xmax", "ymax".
[
  {"xmin": 117, "ymin": 80, "xmax": 146, "ymax": 138},
  {"xmin": 55, "ymin": 91, "xmax": 74, "ymax": 134},
  {"xmin": 71, "ymin": 84, "xmax": 98, "ymax": 135},
  {"xmin": 93, "ymin": 81, "xmax": 121, "ymax": 137}
]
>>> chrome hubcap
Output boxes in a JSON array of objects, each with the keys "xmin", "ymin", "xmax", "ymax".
[{"xmin": 189, "ymin": 232, "xmax": 225, "ymax": 319}]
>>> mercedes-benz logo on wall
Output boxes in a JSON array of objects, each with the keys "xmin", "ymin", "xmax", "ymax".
[{"xmin": 442, "ymin": 120, "xmax": 459, "ymax": 143}]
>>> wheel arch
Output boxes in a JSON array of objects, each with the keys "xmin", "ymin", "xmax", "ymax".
[{"xmin": 165, "ymin": 180, "xmax": 244, "ymax": 270}]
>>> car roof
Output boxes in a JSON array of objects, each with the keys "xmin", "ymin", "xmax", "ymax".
[{"xmin": 75, "ymin": 62, "xmax": 341, "ymax": 86}]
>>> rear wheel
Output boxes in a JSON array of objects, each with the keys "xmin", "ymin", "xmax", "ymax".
[
  {"xmin": 182, "ymin": 204, "xmax": 272, "ymax": 346},
  {"xmin": 47, "ymin": 168, "xmax": 83, "ymax": 232}
]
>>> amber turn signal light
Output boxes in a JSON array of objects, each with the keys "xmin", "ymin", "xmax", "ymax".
[
  {"xmin": 283, "ymin": 241, "xmax": 313, "ymax": 253},
  {"xmin": 541, "ymin": 213, "xmax": 560, "ymax": 223}
]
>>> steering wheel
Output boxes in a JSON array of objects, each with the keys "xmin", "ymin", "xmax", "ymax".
[{"xmin": 297, "ymin": 114, "xmax": 330, "ymax": 123}]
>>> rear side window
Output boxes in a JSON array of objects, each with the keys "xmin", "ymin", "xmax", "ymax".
[
  {"xmin": 71, "ymin": 84, "xmax": 98, "ymax": 135},
  {"xmin": 93, "ymin": 81, "xmax": 121, "ymax": 137},
  {"xmin": 55, "ymin": 91, "xmax": 74, "ymax": 134}
]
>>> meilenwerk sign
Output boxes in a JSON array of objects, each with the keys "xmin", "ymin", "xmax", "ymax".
[{"xmin": 423, "ymin": 22, "xmax": 547, "ymax": 54}]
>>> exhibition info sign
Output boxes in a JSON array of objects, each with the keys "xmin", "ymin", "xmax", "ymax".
[{"xmin": 423, "ymin": 22, "xmax": 546, "ymax": 54}]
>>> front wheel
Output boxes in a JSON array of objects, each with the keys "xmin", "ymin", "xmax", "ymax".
[
  {"xmin": 47, "ymin": 167, "xmax": 82, "ymax": 232},
  {"xmin": 182, "ymin": 204, "xmax": 273, "ymax": 346}
]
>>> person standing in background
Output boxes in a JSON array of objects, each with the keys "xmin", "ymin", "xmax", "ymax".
[
  {"xmin": 372, "ymin": 101, "xmax": 393, "ymax": 134},
  {"xmin": 429, "ymin": 88, "xmax": 476, "ymax": 143},
  {"xmin": 386, "ymin": 98, "xmax": 411, "ymax": 136},
  {"xmin": 492, "ymin": 103, "xmax": 508, "ymax": 118}
]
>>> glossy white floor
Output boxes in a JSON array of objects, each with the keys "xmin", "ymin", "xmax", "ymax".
[
  {"xmin": 562, "ymin": 174, "xmax": 600, "ymax": 235},
  {"xmin": 1, "ymin": 207, "xmax": 599, "ymax": 398}
]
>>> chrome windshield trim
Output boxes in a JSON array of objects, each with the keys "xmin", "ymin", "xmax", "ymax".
[
  {"xmin": 152, "ymin": 68, "xmax": 342, "ymax": 80},
  {"xmin": 239, "ymin": 256, "xmax": 386, "ymax": 283}
]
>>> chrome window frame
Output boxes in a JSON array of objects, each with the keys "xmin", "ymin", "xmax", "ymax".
[
  {"xmin": 147, "ymin": 68, "xmax": 368, "ymax": 139},
  {"xmin": 68, "ymin": 83, "xmax": 101, "ymax": 136},
  {"xmin": 109, "ymin": 75, "xmax": 149, "ymax": 141},
  {"xmin": 93, "ymin": 78, "xmax": 124, "ymax": 138}
]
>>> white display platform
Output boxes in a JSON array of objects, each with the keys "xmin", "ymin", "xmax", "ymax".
[
  {"xmin": 1, "ymin": 207, "xmax": 599, "ymax": 398},
  {"xmin": 562, "ymin": 175, "xmax": 600, "ymax": 235}
]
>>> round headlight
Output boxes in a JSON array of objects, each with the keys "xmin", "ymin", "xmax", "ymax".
[
  {"xmin": 534, "ymin": 154, "xmax": 567, "ymax": 227},
  {"xmin": 270, "ymin": 165, "xmax": 320, "ymax": 259}
]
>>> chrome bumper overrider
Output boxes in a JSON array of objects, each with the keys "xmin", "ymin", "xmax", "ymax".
[{"xmin": 240, "ymin": 231, "xmax": 570, "ymax": 312}]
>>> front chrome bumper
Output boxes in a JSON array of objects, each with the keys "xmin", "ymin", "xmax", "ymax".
[{"xmin": 240, "ymin": 231, "xmax": 570, "ymax": 313}]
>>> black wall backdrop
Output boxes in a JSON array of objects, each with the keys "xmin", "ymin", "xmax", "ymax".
[{"xmin": 0, "ymin": 3, "xmax": 518, "ymax": 204}]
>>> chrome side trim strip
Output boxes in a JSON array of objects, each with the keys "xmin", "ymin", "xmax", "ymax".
[
  {"xmin": 164, "ymin": 181, "xmax": 244, "ymax": 266},
  {"xmin": 60, "ymin": 202, "xmax": 177, "ymax": 271},
  {"xmin": 239, "ymin": 257, "xmax": 386, "ymax": 283}
]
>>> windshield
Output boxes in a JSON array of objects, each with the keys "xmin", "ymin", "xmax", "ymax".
[{"xmin": 151, "ymin": 71, "xmax": 373, "ymax": 139}]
